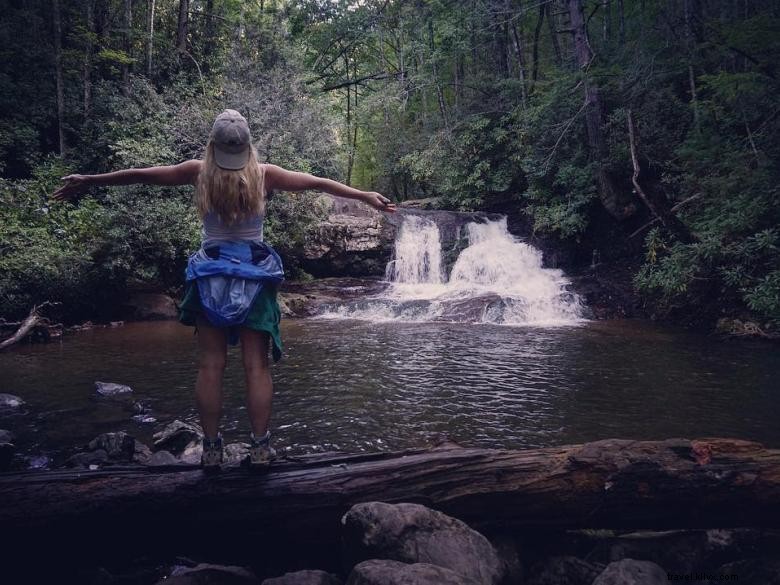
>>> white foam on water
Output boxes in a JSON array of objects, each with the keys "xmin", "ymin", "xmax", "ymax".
[{"xmin": 315, "ymin": 215, "xmax": 585, "ymax": 326}]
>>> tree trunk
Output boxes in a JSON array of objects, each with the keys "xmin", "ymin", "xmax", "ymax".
[
  {"xmin": 567, "ymin": 0, "xmax": 634, "ymax": 220},
  {"xmin": 177, "ymin": 0, "xmax": 190, "ymax": 54},
  {"xmin": 122, "ymin": 0, "xmax": 132, "ymax": 96},
  {"xmin": 147, "ymin": 0, "xmax": 155, "ymax": 76},
  {"xmin": 52, "ymin": 0, "xmax": 66, "ymax": 156},
  {"xmin": 509, "ymin": 10, "xmax": 528, "ymax": 108},
  {"xmin": 83, "ymin": 0, "xmax": 94, "ymax": 118},
  {"xmin": 547, "ymin": 1, "xmax": 563, "ymax": 66},
  {"xmin": 627, "ymin": 109, "xmax": 696, "ymax": 243},
  {"xmin": 531, "ymin": 1, "xmax": 545, "ymax": 85}
]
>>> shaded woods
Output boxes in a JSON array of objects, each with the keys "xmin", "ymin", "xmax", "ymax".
[{"xmin": 1, "ymin": 0, "xmax": 779, "ymax": 331}]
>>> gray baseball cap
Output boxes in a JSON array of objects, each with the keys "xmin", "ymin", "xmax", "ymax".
[{"xmin": 210, "ymin": 109, "xmax": 251, "ymax": 170}]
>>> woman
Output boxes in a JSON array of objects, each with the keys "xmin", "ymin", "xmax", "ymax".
[{"xmin": 52, "ymin": 109, "xmax": 396, "ymax": 470}]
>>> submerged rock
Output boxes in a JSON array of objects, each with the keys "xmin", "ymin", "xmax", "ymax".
[
  {"xmin": 0, "ymin": 393, "xmax": 25, "ymax": 410},
  {"xmin": 262, "ymin": 569, "xmax": 342, "ymax": 585},
  {"xmin": 0, "ymin": 429, "xmax": 15, "ymax": 443},
  {"xmin": 95, "ymin": 381, "xmax": 133, "ymax": 396},
  {"xmin": 342, "ymin": 502, "xmax": 504, "ymax": 585},
  {"xmin": 346, "ymin": 559, "xmax": 476, "ymax": 585},
  {"xmin": 592, "ymin": 559, "xmax": 667, "ymax": 585},
  {"xmin": 159, "ymin": 563, "xmax": 259, "ymax": 584},
  {"xmin": 153, "ymin": 420, "xmax": 203, "ymax": 455}
]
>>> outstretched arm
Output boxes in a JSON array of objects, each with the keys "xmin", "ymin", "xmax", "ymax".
[
  {"xmin": 263, "ymin": 164, "xmax": 396, "ymax": 213},
  {"xmin": 51, "ymin": 160, "xmax": 202, "ymax": 202}
]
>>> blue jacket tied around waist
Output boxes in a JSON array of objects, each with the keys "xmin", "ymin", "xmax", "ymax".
[{"xmin": 185, "ymin": 240, "xmax": 284, "ymax": 342}]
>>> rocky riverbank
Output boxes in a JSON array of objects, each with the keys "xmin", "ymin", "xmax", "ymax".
[{"xmin": 2, "ymin": 413, "xmax": 780, "ymax": 584}]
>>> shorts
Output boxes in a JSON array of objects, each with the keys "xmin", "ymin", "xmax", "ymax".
[{"xmin": 178, "ymin": 280, "xmax": 283, "ymax": 362}]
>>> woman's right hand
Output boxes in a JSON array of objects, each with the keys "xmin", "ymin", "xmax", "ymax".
[{"xmin": 51, "ymin": 174, "xmax": 92, "ymax": 202}]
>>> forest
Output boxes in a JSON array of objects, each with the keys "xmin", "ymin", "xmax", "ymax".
[{"xmin": 1, "ymin": 0, "xmax": 779, "ymax": 330}]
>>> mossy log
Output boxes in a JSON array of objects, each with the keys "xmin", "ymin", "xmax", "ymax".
[{"xmin": 1, "ymin": 438, "xmax": 779, "ymax": 568}]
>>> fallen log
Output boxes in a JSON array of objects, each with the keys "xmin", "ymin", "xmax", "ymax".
[
  {"xmin": 2, "ymin": 437, "xmax": 780, "ymax": 561},
  {"xmin": 0, "ymin": 302, "xmax": 59, "ymax": 350}
]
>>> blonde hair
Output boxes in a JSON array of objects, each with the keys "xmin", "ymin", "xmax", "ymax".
[{"xmin": 195, "ymin": 140, "xmax": 266, "ymax": 224}]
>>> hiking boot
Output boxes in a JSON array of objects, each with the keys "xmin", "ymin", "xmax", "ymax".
[
  {"xmin": 249, "ymin": 430, "xmax": 276, "ymax": 467},
  {"xmin": 201, "ymin": 433, "xmax": 223, "ymax": 470}
]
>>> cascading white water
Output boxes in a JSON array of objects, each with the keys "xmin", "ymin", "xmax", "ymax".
[
  {"xmin": 385, "ymin": 215, "xmax": 444, "ymax": 284},
  {"xmin": 317, "ymin": 215, "xmax": 584, "ymax": 326}
]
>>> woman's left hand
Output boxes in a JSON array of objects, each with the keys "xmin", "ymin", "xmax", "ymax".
[
  {"xmin": 51, "ymin": 174, "xmax": 92, "ymax": 202},
  {"xmin": 362, "ymin": 192, "xmax": 397, "ymax": 213}
]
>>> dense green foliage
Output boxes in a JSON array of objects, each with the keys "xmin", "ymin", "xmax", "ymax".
[
  {"xmin": 1, "ymin": 0, "xmax": 779, "ymax": 327},
  {"xmin": 289, "ymin": 0, "xmax": 780, "ymax": 326}
]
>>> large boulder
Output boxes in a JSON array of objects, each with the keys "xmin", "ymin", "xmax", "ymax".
[
  {"xmin": 261, "ymin": 569, "xmax": 342, "ymax": 585},
  {"xmin": 346, "ymin": 559, "xmax": 476, "ymax": 585},
  {"xmin": 717, "ymin": 558, "xmax": 780, "ymax": 584},
  {"xmin": 592, "ymin": 559, "xmax": 667, "ymax": 585},
  {"xmin": 153, "ymin": 420, "xmax": 203, "ymax": 455},
  {"xmin": 342, "ymin": 502, "xmax": 505, "ymax": 585}
]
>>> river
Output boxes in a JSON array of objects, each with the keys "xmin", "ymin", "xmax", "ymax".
[{"xmin": 1, "ymin": 317, "xmax": 778, "ymax": 466}]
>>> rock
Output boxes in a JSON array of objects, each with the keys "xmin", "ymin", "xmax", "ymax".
[
  {"xmin": 346, "ymin": 559, "xmax": 476, "ymax": 585},
  {"xmin": 132, "ymin": 414, "xmax": 158, "ymax": 424},
  {"xmin": 0, "ymin": 429, "xmax": 15, "ymax": 443},
  {"xmin": 225, "ymin": 442, "xmax": 250, "ymax": 465},
  {"xmin": 279, "ymin": 278, "xmax": 389, "ymax": 317},
  {"xmin": 0, "ymin": 441, "xmax": 15, "ymax": 471},
  {"xmin": 178, "ymin": 440, "xmax": 203, "ymax": 464},
  {"xmin": 147, "ymin": 450, "xmax": 180, "ymax": 466},
  {"xmin": 592, "ymin": 559, "xmax": 667, "ymax": 585},
  {"xmin": 301, "ymin": 214, "xmax": 393, "ymax": 277},
  {"xmin": 95, "ymin": 381, "xmax": 133, "ymax": 396},
  {"xmin": 526, "ymin": 556, "xmax": 605, "ymax": 585},
  {"xmin": 342, "ymin": 502, "xmax": 504, "ymax": 585},
  {"xmin": 261, "ymin": 569, "xmax": 342, "ymax": 585},
  {"xmin": 26, "ymin": 454, "xmax": 50, "ymax": 470},
  {"xmin": 0, "ymin": 393, "xmax": 25, "ymax": 410},
  {"xmin": 132, "ymin": 440, "xmax": 153, "ymax": 464},
  {"xmin": 153, "ymin": 420, "xmax": 203, "ymax": 455},
  {"xmin": 717, "ymin": 558, "xmax": 780, "ymax": 584},
  {"xmin": 123, "ymin": 292, "xmax": 179, "ymax": 321},
  {"xmin": 158, "ymin": 562, "xmax": 259, "ymax": 584},
  {"xmin": 88, "ymin": 432, "xmax": 136, "ymax": 459},
  {"xmin": 68, "ymin": 449, "xmax": 110, "ymax": 468}
]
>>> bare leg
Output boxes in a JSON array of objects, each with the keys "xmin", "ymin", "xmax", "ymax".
[
  {"xmin": 194, "ymin": 316, "xmax": 227, "ymax": 440},
  {"xmin": 240, "ymin": 327, "xmax": 273, "ymax": 436}
]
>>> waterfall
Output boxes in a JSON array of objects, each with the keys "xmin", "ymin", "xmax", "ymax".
[
  {"xmin": 317, "ymin": 215, "xmax": 584, "ymax": 326},
  {"xmin": 385, "ymin": 215, "xmax": 444, "ymax": 285}
]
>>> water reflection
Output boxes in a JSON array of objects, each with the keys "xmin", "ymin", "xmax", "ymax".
[{"xmin": 0, "ymin": 318, "xmax": 778, "ymax": 464}]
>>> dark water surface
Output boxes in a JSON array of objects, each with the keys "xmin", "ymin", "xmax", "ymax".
[{"xmin": 1, "ymin": 318, "xmax": 778, "ymax": 464}]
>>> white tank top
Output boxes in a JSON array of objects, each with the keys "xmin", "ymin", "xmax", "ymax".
[{"xmin": 201, "ymin": 210, "xmax": 264, "ymax": 245}]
